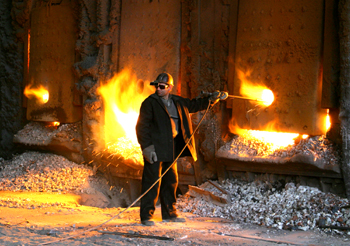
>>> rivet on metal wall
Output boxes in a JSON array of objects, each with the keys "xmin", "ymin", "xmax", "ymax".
[{"xmin": 269, "ymin": 25, "xmax": 273, "ymax": 30}]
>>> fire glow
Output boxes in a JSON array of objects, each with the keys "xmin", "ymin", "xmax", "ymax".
[
  {"xmin": 326, "ymin": 109, "xmax": 331, "ymax": 132},
  {"xmin": 97, "ymin": 69, "xmax": 152, "ymax": 166},
  {"xmin": 237, "ymin": 69, "xmax": 274, "ymax": 107},
  {"xmin": 232, "ymin": 69, "xmax": 303, "ymax": 153},
  {"xmin": 230, "ymin": 69, "xmax": 334, "ymax": 154},
  {"xmin": 24, "ymin": 85, "xmax": 49, "ymax": 103},
  {"xmin": 236, "ymin": 128, "xmax": 300, "ymax": 153}
]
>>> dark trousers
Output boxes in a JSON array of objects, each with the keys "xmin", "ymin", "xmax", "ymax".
[
  {"xmin": 140, "ymin": 160, "xmax": 178, "ymax": 221},
  {"xmin": 140, "ymin": 135, "xmax": 187, "ymax": 221}
]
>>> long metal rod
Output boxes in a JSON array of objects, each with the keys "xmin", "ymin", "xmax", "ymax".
[{"xmin": 227, "ymin": 95, "xmax": 263, "ymax": 102}]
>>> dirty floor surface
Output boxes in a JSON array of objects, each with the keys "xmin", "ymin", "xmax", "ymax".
[{"xmin": 0, "ymin": 192, "xmax": 349, "ymax": 246}]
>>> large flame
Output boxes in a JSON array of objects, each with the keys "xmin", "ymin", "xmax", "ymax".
[
  {"xmin": 24, "ymin": 85, "xmax": 49, "ymax": 103},
  {"xmin": 237, "ymin": 69, "xmax": 274, "ymax": 106},
  {"xmin": 98, "ymin": 69, "xmax": 152, "ymax": 148}
]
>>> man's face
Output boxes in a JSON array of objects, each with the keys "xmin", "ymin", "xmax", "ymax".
[{"xmin": 155, "ymin": 83, "xmax": 172, "ymax": 97}]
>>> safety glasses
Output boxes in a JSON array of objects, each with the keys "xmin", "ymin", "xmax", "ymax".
[{"xmin": 155, "ymin": 84, "xmax": 169, "ymax": 90}]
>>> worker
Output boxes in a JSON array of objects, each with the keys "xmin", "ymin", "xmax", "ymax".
[{"xmin": 136, "ymin": 72, "xmax": 220, "ymax": 226}]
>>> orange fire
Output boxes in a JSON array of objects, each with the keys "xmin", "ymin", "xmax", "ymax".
[
  {"xmin": 97, "ymin": 69, "xmax": 153, "ymax": 164},
  {"xmin": 231, "ymin": 124, "xmax": 302, "ymax": 153},
  {"xmin": 230, "ymin": 69, "xmax": 333, "ymax": 151},
  {"xmin": 325, "ymin": 109, "xmax": 331, "ymax": 132},
  {"xmin": 237, "ymin": 69, "xmax": 274, "ymax": 107},
  {"xmin": 24, "ymin": 85, "xmax": 49, "ymax": 104}
]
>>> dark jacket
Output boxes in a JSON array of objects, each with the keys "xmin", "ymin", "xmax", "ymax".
[{"xmin": 136, "ymin": 93, "xmax": 210, "ymax": 162}]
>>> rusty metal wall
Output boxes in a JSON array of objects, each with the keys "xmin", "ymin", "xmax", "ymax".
[
  {"xmin": 118, "ymin": 0, "xmax": 181, "ymax": 90},
  {"xmin": 229, "ymin": 0, "xmax": 327, "ymax": 135},
  {"xmin": 322, "ymin": 0, "xmax": 340, "ymax": 109},
  {"xmin": 27, "ymin": 1, "xmax": 82, "ymax": 123}
]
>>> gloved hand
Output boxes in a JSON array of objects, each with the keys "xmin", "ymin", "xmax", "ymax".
[
  {"xmin": 142, "ymin": 145, "xmax": 158, "ymax": 164},
  {"xmin": 209, "ymin": 90, "xmax": 220, "ymax": 105}
]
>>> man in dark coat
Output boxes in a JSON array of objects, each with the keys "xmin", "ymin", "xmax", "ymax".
[{"xmin": 136, "ymin": 73, "xmax": 219, "ymax": 226}]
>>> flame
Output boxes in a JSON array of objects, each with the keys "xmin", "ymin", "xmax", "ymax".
[
  {"xmin": 237, "ymin": 69, "xmax": 274, "ymax": 106},
  {"xmin": 261, "ymin": 89, "xmax": 274, "ymax": 106},
  {"xmin": 45, "ymin": 121, "xmax": 60, "ymax": 128},
  {"xmin": 229, "ymin": 120, "xmax": 307, "ymax": 155},
  {"xmin": 234, "ymin": 127, "xmax": 299, "ymax": 151},
  {"xmin": 98, "ymin": 68, "xmax": 152, "ymax": 153},
  {"xmin": 24, "ymin": 85, "xmax": 49, "ymax": 103},
  {"xmin": 325, "ymin": 109, "xmax": 331, "ymax": 132}
]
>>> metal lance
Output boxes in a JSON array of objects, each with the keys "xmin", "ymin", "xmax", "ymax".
[{"xmin": 200, "ymin": 91, "xmax": 263, "ymax": 102}]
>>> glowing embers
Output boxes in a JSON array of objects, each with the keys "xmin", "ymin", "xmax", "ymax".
[
  {"xmin": 104, "ymin": 137, "xmax": 144, "ymax": 169},
  {"xmin": 46, "ymin": 121, "xmax": 60, "ymax": 128},
  {"xmin": 234, "ymin": 128, "xmax": 302, "ymax": 157},
  {"xmin": 24, "ymin": 85, "xmax": 49, "ymax": 104}
]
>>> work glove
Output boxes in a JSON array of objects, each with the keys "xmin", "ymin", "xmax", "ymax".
[
  {"xmin": 142, "ymin": 145, "xmax": 158, "ymax": 164},
  {"xmin": 209, "ymin": 90, "xmax": 220, "ymax": 105}
]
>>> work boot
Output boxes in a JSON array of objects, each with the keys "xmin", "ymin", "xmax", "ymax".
[
  {"xmin": 141, "ymin": 220, "xmax": 155, "ymax": 226},
  {"xmin": 163, "ymin": 217, "xmax": 186, "ymax": 223}
]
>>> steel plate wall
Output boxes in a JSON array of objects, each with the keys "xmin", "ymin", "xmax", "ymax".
[
  {"xmin": 230, "ymin": 0, "xmax": 327, "ymax": 135},
  {"xmin": 118, "ymin": 0, "xmax": 181, "ymax": 89},
  {"xmin": 27, "ymin": 1, "xmax": 82, "ymax": 123}
]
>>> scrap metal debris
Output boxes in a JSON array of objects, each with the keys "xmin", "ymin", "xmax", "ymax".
[
  {"xmin": 178, "ymin": 179, "xmax": 350, "ymax": 234},
  {"xmin": 0, "ymin": 151, "xmax": 122, "ymax": 209},
  {"xmin": 13, "ymin": 121, "xmax": 82, "ymax": 146},
  {"xmin": 188, "ymin": 181, "xmax": 230, "ymax": 206},
  {"xmin": 0, "ymin": 151, "xmax": 92, "ymax": 193},
  {"xmin": 217, "ymin": 134, "xmax": 340, "ymax": 166}
]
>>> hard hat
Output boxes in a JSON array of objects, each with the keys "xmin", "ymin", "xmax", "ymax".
[{"xmin": 150, "ymin": 73, "xmax": 174, "ymax": 86}]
